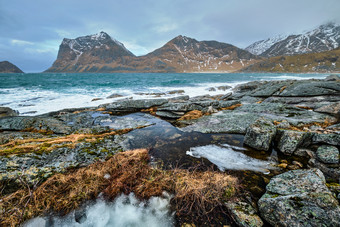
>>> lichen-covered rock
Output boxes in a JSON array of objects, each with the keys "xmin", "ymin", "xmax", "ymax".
[
  {"xmin": 0, "ymin": 116, "xmax": 72, "ymax": 134},
  {"xmin": 312, "ymin": 133, "xmax": 340, "ymax": 146},
  {"xmin": 314, "ymin": 102, "xmax": 340, "ymax": 117},
  {"xmin": 226, "ymin": 201, "xmax": 263, "ymax": 227},
  {"xmin": 276, "ymin": 130, "xmax": 312, "ymax": 155},
  {"xmin": 0, "ymin": 107, "xmax": 18, "ymax": 118},
  {"xmin": 258, "ymin": 169, "xmax": 340, "ymax": 227},
  {"xmin": 244, "ymin": 118, "xmax": 276, "ymax": 151},
  {"xmin": 0, "ymin": 137, "xmax": 122, "ymax": 191},
  {"xmin": 180, "ymin": 111, "xmax": 260, "ymax": 134},
  {"xmin": 316, "ymin": 145, "xmax": 339, "ymax": 164},
  {"xmin": 100, "ymin": 98, "xmax": 168, "ymax": 113},
  {"xmin": 278, "ymin": 81, "xmax": 340, "ymax": 97}
]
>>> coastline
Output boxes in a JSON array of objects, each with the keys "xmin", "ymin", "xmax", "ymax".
[{"xmin": 0, "ymin": 75, "xmax": 339, "ymax": 226}]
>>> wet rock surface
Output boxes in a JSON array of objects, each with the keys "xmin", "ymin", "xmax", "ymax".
[
  {"xmin": 258, "ymin": 169, "xmax": 340, "ymax": 227},
  {"xmin": 0, "ymin": 107, "xmax": 18, "ymax": 118}
]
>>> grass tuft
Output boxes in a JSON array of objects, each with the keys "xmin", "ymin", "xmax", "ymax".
[{"xmin": 0, "ymin": 149, "xmax": 238, "ymax": 226}]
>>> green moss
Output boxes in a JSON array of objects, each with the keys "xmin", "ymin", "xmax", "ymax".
[
  {"xmin": 101, "ymin": 148, "xmax": 109, "ymax": 153},
  {"xmin": 326, "ymin": 182, "xmax": 340, "ymax": 187},
  {"xmin": 82, "ymin": 148, "xmax": 98, "ymax": 156}
]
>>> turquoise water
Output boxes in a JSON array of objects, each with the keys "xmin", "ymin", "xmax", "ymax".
[{"xmin": 0, "ymin": 73, "xmax": 328, "ymax": 115}]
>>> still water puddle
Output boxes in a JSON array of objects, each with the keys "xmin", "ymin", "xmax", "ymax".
[{"xmin": 106, "ymin": 113, "xmax": 278, "ymax": 174}]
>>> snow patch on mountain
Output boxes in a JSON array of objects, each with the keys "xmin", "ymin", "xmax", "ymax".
[
  {"xmin": 246, "ymin": 22, "xmax": 340, "ymax": 57},
  {"xmin": 245, "ymin": 34, "xmax": 289, "ymax": 55}
]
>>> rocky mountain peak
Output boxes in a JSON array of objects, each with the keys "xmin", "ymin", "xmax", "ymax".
[{"xmin": 246, "ymin": 22, "xmax": 340, "ymax": 57}]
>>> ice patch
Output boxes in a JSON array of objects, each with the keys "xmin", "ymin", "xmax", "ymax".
[
  {"xmin": 186, "ymin": 144, "xmax": 276, "ymax": 174},
  {"xmin": 24, "ymin": 193, "xmax": 174, "ymax": 227}
]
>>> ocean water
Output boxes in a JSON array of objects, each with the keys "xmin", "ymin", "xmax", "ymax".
[{"xmin": 0, "ymin": 73, "xmax": 328, "ymax": 115}]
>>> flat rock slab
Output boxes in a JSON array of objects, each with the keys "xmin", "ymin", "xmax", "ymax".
[
  {"xmin": 100, "ymin": 99, "xmax": 168, "ymax": 112},
  {"xmin": 278, "ymin": 81, "xmax": 340, "ymax": 97},
  {"xmin": 179, "ymin": 111, "xmax": 260, "ymax": 134},
  {"xmin": 258, "ymin": 169, "xmax": 340, "ymax": 227}
]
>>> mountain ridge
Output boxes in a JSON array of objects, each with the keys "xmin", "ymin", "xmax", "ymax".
[
  {"xmin": 46, "ymin": 33, "xmax": 260, "ymax": 73},
  {"xmin": 246, "ymin": 22, "xmax": 340, "ymax": 57},
  {"xmin": 241, "ymin": 47, "xmax": 340, "ymax": 73}
]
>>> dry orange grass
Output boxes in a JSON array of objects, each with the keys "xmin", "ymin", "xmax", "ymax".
[
  {"xmin": 0, "ymin": 149, "xmax": 238, "ymax": 226},
  {"xmin": 221, "ymin": 103, "xmax": 243, "ymax": 111},
  {"xmin": 0, "ymin": 129, "xmax": 133, "ymax": 156},
  {"xmin": 178, "ymin": 110, "xmax": 204, "ymax": 121}
]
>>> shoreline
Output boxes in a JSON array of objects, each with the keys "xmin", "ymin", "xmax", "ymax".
[{"xmin": 0, "ymin": 76, "xmax": 339, "ymax": 226}]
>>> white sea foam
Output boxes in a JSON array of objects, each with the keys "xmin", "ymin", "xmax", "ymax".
[
  {"xmin": 186, "ymin": 144, "xmax": 276, "ymax": 174},
  {"xmin": 260, "ymin": 74, "xmax": 328, "ymax": 80},
  {"xmin": 0, "ymin": 73, "xmax": 328, "ymax": 116},
  {"xmin": 24, "ymin": 193, "xmax": 174, "ymax": 227},
  {"xmin": 0, "ymin": 83, "xmax": 236, "ymax": 116}
]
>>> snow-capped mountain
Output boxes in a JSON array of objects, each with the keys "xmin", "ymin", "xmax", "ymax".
[
  {"xmin": 46, "ymin": 34, "xmax": 259, "ymax": 73},
  {"xmin": 246, "ymin": 22, "xmax": 340, "ymax": 57},
  {"xmin": 245, "ymin": 34, "xmax": 288, "ymax": 55},
  {"xmin": 47, "ymin": 32, "xmax": 134, "ymax": 72}
]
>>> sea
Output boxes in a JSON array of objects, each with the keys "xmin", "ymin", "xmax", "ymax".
[{"xmin": 0, "ymin": 73, "xmax": 329, "ymax": 115}]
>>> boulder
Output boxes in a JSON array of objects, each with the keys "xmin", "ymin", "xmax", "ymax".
[
  {"xmin": 244, "ymin": 118, "xmax": 276, "ymax": 151},
  {"xmin": 0, "ymin": 107, "xmax": 18, "ymax": 118},
  {"xmin": 217, "ymin": 85, "xmax": 232, "ymax": 91},
  {"xmin": 276, "ymin": 130, "xmax": 312, "ymax": 155},
  {"xmin": 106, "ymin": 93, "xmax": 124, "ymax": 99},
  {"xmin": 226, "ymin": 201, "xmax": 263, "ymax": 227},
  {"xmin": 258, "ymin": 169, "xmax": 340, "ymax": 227},
  {"xmin": 316, "ymin": 145, "xmax": 339, "ymax": 164}
]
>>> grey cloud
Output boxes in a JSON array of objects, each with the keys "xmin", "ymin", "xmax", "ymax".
[{"xmin": 0, "ymin": 0, "xmax": 339, "ymax": 72}]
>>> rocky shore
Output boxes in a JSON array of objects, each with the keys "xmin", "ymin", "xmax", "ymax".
[{"xmin": 0, "ymin": 76, "xmax": 339, "ymax": 226}]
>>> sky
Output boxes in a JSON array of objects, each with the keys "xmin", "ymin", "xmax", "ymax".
[{"xmin": 1, "ymin": 0, "xmax": 340, "ymax": 72}]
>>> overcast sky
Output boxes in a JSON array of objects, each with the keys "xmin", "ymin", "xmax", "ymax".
[{"xmin": 1, "ymin": 0, "xmax": 340, "ymax": 72}]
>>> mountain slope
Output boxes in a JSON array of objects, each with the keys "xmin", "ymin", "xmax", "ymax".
[
  {"xmin": 46, "ymin": 32, "xmax": 135, "ymax": 72},
  {"xmin": 0, "ymin": 61, "xmax": 24, "ymax": 73},
  {"xmin": 241, "ymin": 47, "xmax": 340, "ymax": 73},
  {"xmin": 246, "ymin": 22, "xmax": 340, "ymax": 57},
  {"xmin": 46, "ymin": 34, "xmax": 260, "ymax": 73},
  {"xmin": 245, "ymin": 34, "xmax": 288, "ymax": 55},
  {"xmin": 127, "ymin": 35, "xmax": 260, "ymax": 72}
]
